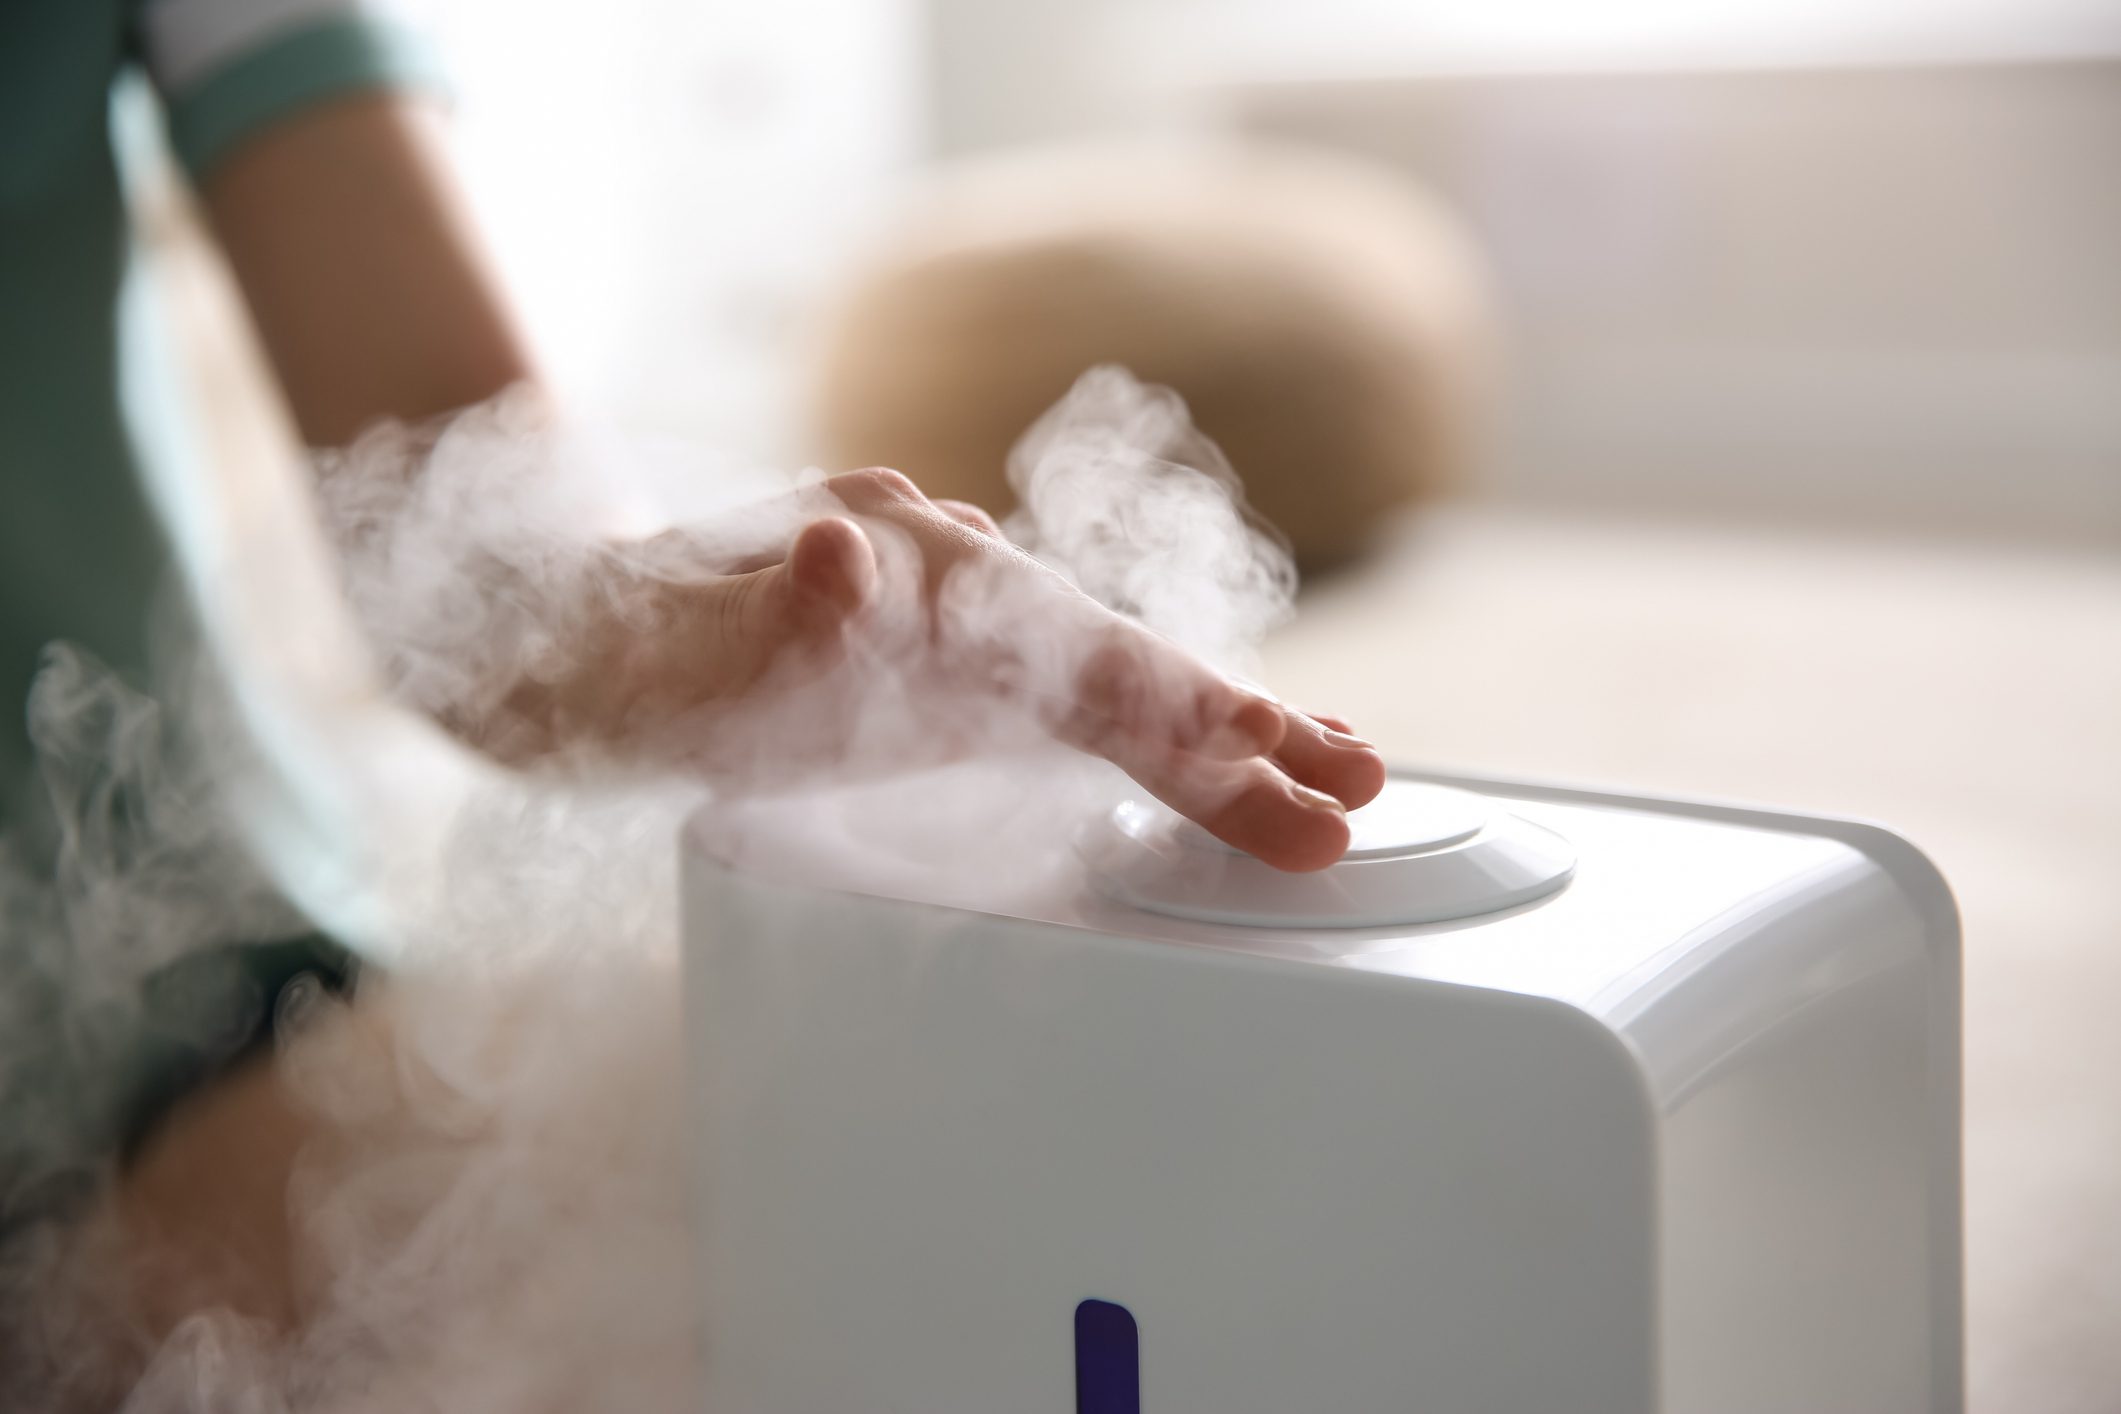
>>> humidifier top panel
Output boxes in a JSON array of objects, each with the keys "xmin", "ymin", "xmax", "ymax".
[
  {"xmin": 1086, "ymin": 780, "xmax": 1579, "ymax": 930},
  {"xmin": 685, "ymin": 764, "xmax": 1919, "ymax": 1029}
]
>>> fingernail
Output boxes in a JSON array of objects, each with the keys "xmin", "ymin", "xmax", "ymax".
[
  {"xmin": 1323, "ymin": 730, "xmax": 1375, "ymax": 751},
  {"xmin": 1288, "ymin": 782, "xmax": 1347, "ymax": 814}
]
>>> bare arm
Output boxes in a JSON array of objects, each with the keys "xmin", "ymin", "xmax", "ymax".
[{"xmin": 201, "ymin": 93, "xmax": 540, "ymax": 447}]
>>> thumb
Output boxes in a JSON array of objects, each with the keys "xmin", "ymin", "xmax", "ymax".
[
  {"xmin": 781, "ymin": 515, "xmax": 877, "ymax": 625},
  {"xmin": 711, "ymin": 514, "xmax": 877, "ymax": 658}
]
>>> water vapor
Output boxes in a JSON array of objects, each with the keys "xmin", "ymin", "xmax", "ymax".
[
  {"xmin": 0, "ymin": 366, "xmax": 1295, "ymax": 1410},
  {"xmin": 1006, "ymin": 364, "xmax": 1295, "ymax": 674}
]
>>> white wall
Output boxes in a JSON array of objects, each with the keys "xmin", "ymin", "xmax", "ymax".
[
  {"xmin": 920, "ymin": 0, "xmax": 2121, "ymax": 541},
  {"xmin": 922, "ymin": 0, "xmax": 2121, "ymax": 154},
  {"xmin": 410, "ymin": 1, "xmax": 2120, "ymax": 536},
  {"xmin": 1230, "ymin": 60, "xmax": 2121, "ymax": 539},
  {"xmin": 424, "ymin": 0, "xmax": 926, "ymax": 459}
]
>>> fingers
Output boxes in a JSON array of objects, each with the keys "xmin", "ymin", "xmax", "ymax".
[
  {"xmin": 1128, "ymin": 751, "xmax": 1354, "ymax": 874},
  {"xmin": 1065, "ymin": 625, "xmax": 1285, "ymax": 763},
  {"xmin": 1091, "ymin": 701, "xmax": 1379, "ymax": 873},
  {"xmin": 1196, "ymin": 767, "xmax": 1354, "ymax": 873},
  {"xmin": 1048, "ymin": 619, "xmax": 1383, "ymax": 873},
  {"xmin": 782, "ymin": 468, "xmax": 1384, "ymax": 872},
  {"xmin": 1269, "ymin": 709, "xmax": 1386, "ymax": 811},
  {"xmin": 823, "ymin": 470, "xmax": 1005, "ymax": 597},
  {"xmin": 822, "ymin": 472, "xmax": 998, "ymax": 545}
]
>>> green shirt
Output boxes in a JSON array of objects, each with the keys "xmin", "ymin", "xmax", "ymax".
[
  {"xmin": 1, "ymin": 0, "xmax": 432, "ymax": 836},
  {"xmin": 0, "ymin": 0, "xmax": 430, "ymax": 1230}
]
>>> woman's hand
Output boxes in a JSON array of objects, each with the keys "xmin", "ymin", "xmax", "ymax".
[{"xmin": 505, "ymin": 468, "xmax": 1384, "ymax": 873}]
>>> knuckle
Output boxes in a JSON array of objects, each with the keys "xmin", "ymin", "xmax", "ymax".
[
  {"xmin": 830, "ymin": 466, "xmax": 923, "ymax": 506},
  {"xmin": 936, "ymin": 499, "xmax": 1003, "ymax": 537}
]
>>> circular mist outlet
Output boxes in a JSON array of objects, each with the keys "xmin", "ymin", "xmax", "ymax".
[{"xmin": 1086, "ymin": 780, "xmax": 1574, "ymax": 929}]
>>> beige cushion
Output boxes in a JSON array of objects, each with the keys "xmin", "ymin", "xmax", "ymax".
[{"xmin": 808, "ymin": 142, "xmax": 1495, "ymax": 571}]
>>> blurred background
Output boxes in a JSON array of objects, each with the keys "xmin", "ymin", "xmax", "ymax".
[{"xmin": 148, "ymin": 1, "xmax": 2119, "ymax": 1409}]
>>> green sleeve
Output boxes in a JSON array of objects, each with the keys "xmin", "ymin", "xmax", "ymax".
[{"xmin": 161, "ymin": 13, "xmax": 445, "ymax": 180}]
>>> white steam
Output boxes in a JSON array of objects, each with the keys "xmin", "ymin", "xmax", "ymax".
[
  {"xmin": 0, "ymin": 367, "xmax": 1294, "ymax": 1410},
  {"xmin": 1007, "ymin": 364, "xmax": 1295, "ymax": 674}
]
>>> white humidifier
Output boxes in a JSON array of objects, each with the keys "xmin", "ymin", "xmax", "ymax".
[{"xmin": 681, "ymin": 770, "xmax": 1962, "ymax": 1413}]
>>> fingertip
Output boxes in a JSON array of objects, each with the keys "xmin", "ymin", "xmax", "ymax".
[
  {"xmin": 1266, "ymin": 711, "xmax": 1387, "ymax": 811},
  {"xmin": 1189, "ymin": 774, "xmax": 1351, "ymax": 873},
  {"xmin": 788, "ymin": 516, "xmax": 875, "ymax": 616},
  {"xmin": 1275, "ymin": 799, "xmax": 1353, "ymax": 872},
  {"xmin": 1250, "ymin": 782, "xmax": 1352, "ymax": 873},
  {"xmin": 1337, "ymin": 741, "xmax": 1389, "ymax": 811}
]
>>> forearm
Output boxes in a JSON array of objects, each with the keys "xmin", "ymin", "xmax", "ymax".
[{"xmin": 201, "ymin": 94, "xmax": 542, "ymax": 447}]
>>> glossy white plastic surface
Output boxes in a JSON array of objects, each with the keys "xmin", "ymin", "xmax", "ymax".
[{"xmin": 682, "ymin": 770, "xmax": 1962, "ymax": 1414}]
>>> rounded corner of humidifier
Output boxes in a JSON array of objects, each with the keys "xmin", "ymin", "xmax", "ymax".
[
  {"xmin": 1814, "ymin": 816, "xmax": 1963, "ymax": 957},
  {"xmin": 1535, "ymin": 989, "xmax": 1669, "ymax": 1160}
]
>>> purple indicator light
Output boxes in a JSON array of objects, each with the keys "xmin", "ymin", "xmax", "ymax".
[{"xmin": 1075, "ymin": 1299, "xmax": 1140, "ymax": 1414}]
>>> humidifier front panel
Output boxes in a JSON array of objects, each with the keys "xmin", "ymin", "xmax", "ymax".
[
  {"xmin": 685, "ymin": 859, "xmax": 1660, "ymax": 1414},
  {"xmin": 1604, "ymin": 835, "xmax": 1960, "ymax": 1414},
  {"xmin": 1656, "ymin": 946, "xmax": 1942, "ymax": 1414}
]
